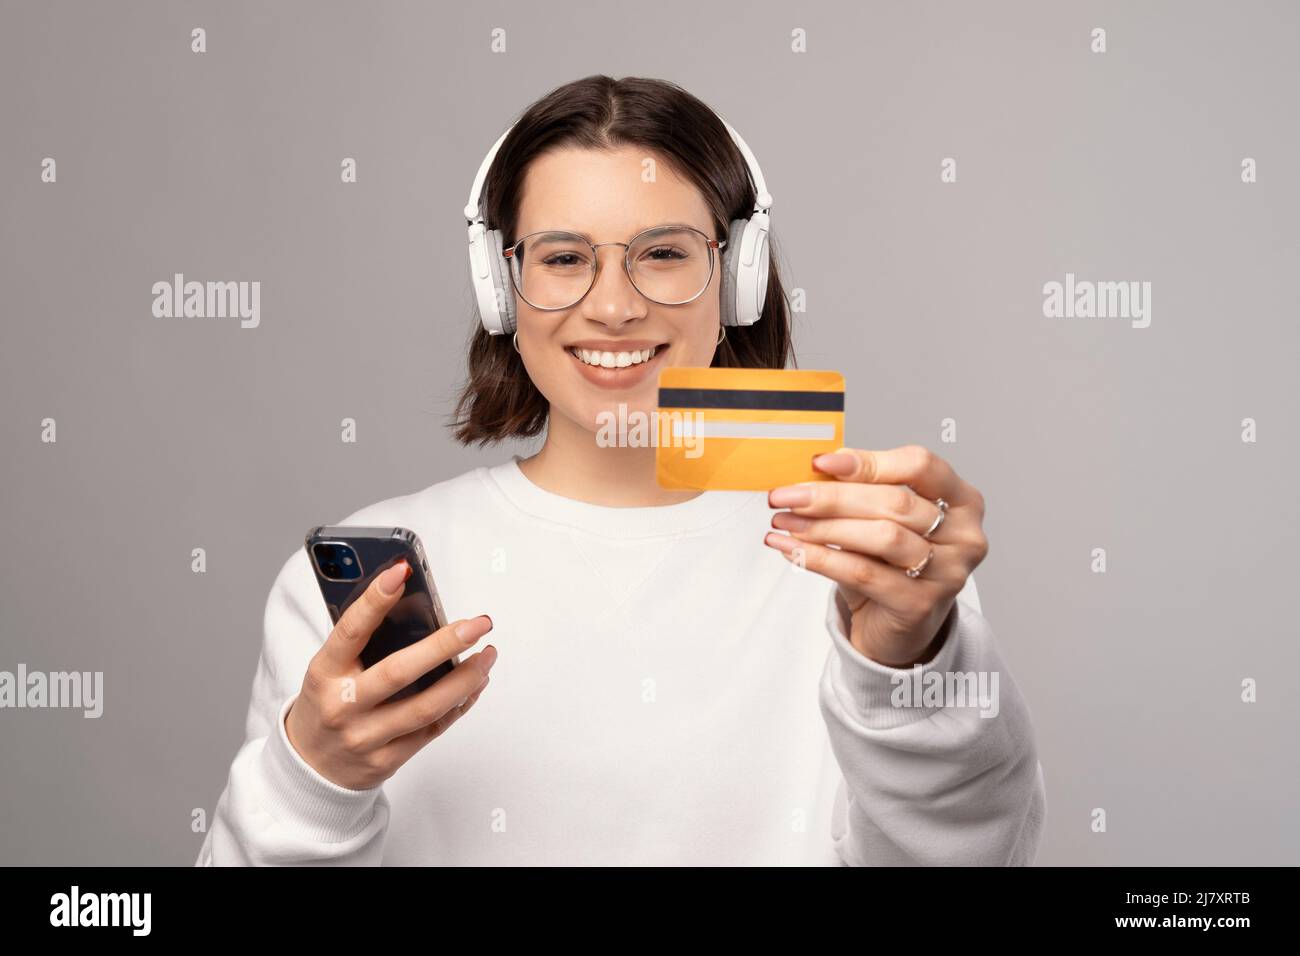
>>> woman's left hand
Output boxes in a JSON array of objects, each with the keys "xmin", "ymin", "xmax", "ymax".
[{"xmin": 764, "ymin": 445, "xmax": 988, "ymax": 668}]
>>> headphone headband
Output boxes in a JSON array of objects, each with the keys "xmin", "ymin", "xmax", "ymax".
[{"xmin": 463, "ymin": 112, "xmax": 772, "ymax": 225}]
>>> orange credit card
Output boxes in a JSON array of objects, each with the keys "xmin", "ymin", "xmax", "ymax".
[{"xmin": 655, "ymin": 367, "xmax": 845, "ymax": 491}]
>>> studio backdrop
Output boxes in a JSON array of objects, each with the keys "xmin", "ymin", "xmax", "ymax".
[{"xmin": 1, "ymin": 0, "xmax": 1296, "ymax": 865}]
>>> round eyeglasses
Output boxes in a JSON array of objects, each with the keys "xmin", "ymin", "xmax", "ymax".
[{"xmin": 503, "ymin": 224, "xmax": 725, "ymax": 311}]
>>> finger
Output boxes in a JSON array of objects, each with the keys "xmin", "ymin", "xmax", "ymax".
[
  {"xmin": 354, "ymin": 614, "xmax": 493, "ymax": 710},
  {"xmin": 768, "ymin": 479, "xmax": 948, "ymax": 540},
  {"xmin": 316, "ymin": 560, "xmax": 412, "ymax": 676},
  {"xmin": 361, "ymin": 645, "xmax": 498, "ymax": 746},
  {"xmin": 764, "ymin": 531, "xmax": 944, "ymax": 615},
  {"xmin": 810, "ymin": 445, "xmax": 975, "ymax": 507},
  {"xmin": 373, "ymin": 675, "xmax": 491, "ymax": 768},
  {"xmin": 770, "ymin": 512, "xmax": 944, "ymax": 576}
]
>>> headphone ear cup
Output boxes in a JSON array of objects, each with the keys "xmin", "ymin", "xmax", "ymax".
[
  {"xmin": 720, "ymin": 217, "xmax": 770, "ymax": 327},
  {"xmin": 487, "ymin": 228, "xmax": 516, "ymax": 335},
  {"xmin": 751, "ymin": 223, "xmax": 770, "ymax": 321},
  {"xmin": 718, "ymin": 218, "xmax": 749, "ymax": 327}
]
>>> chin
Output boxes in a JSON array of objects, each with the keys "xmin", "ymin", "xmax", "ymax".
[{"xmin": 581, "ymin": 395, "xmax": 656, "ymax": 429}]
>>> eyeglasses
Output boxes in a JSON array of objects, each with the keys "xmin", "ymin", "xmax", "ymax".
[{"xmin": 503, "ymin": 224, "xmax": 725, "ymax": 311}]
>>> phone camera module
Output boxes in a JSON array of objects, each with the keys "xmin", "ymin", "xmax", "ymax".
[{"xmin": 314, "ymin": 542, "xmax": 363, "ymax": 581}]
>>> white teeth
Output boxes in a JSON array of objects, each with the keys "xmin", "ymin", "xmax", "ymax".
[{"xmin": 569, "ymin": 346, "xmax": 658, "ymax": 367}]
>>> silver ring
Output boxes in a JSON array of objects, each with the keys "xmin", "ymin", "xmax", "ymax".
[
  {"xmin": 922, "ymin": 498, "xmax": 948, "ymax": 539},
  {"xmin": 906, "ymin": 547, "xmax": 935, "ymax": 579}
]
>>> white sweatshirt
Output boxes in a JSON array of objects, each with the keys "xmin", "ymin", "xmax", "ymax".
[{"xmin": 196, "ymin": 456, "xmax": 1046, "ymax": 866}]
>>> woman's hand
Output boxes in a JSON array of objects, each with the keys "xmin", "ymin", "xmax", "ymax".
[
  {"xmin": 764, "ymin": 445, "xmax": 988, "ymax": 668},
  {"xmin": 285, "ymin": 560, "xmax": 498, "ymax": 790}
]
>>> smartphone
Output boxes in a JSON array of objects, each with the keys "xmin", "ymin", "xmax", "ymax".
[{"xmin": 304, "ymin": 525, "xmax": 458, "ymax": 703}]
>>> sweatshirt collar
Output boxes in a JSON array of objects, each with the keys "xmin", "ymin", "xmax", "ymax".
[{"xmin": 482, "ymin": 455, "xmax": 758, "ymax": 539}]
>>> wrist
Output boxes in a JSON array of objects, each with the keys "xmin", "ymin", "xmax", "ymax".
[
  {"xmin": 842, "ymin": 591, "xmax": 958, "ymax": 668},
  {"xmin": 902, "ymin": 602, "xmax": 958, "ymax": 666}
]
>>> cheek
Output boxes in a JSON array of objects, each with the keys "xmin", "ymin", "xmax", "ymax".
[
  {"xmin": 513, "ymin": 307, "xmax": 567, "ymax": 397},
  {"xmin": 672, "ymin": 298, "xmax": 724, "ymax": 366}
]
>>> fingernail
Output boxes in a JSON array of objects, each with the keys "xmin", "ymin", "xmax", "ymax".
[
  {"xmin": 812, "ymin": 452, "xmax": 857, "ymax": 475},
  {"xmin": 481, "ymin": 644, "xmax": 498, "ymax": 672},
  {"xmin": 772, "ymin": 512, "xmax": 812, "ymax": 532},
  {"xmin": 769, "ymin": 486, "xmax": 812, "ymax": 508},
  {"xmin": 377, "ymin": 560, "xmax": 410, "ymax": 596},
  {"xmin": 764, "ymin": 531, "xmax": 795, "ymax": 552},
  {"xmin": 455, "ymin": 615, "xmax": 492, "ymax": 645}
]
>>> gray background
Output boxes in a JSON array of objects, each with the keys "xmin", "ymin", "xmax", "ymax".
[{"xmin": 1, "ymin": 0, "xmax": 1296, "ymax": 865}]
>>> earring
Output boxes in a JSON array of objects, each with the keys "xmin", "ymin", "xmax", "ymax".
[
  {"xmin": 512, "ymin": 331, "xmax": 520, "ymax": 353},
  {"xmin": 716, "ymin": 325, "xmax": 727, "ymax": 346}
]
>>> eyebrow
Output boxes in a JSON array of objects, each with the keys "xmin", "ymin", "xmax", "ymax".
[{"xmin": 529, "ymin": 222, "xmax": 709, "ymax": 242}]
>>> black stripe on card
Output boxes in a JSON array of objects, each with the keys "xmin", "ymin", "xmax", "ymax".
[{"xmin": 658, "ymin": 387, "xmax": 844, "ymax": 412}]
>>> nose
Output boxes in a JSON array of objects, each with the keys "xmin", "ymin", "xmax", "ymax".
[{"xmin": 578, "ymin": 244, "xmax": 646, "ymax": 328}]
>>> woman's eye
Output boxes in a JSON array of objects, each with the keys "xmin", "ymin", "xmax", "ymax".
[
  {"xmin": 542, "ymin": 253, "xmax": 585, "ymax": 267},
  {"xmin": 644, "ymin": 246, "xmax": 687, "ymax": 261}
]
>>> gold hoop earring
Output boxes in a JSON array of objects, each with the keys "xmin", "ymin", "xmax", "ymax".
[
  {"xmin": 716, "ymin": 326, "xmax": 727, "ymax": 346},
  {"xmin": 512, "ymin": 331, "xmax": 520, "ymax": 353}
]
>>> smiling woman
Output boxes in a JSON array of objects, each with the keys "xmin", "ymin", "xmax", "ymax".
[
  {"xmin": 197, "ymin": 74, "xmax": 1046, "ymax": 867},
  {"xmin": 451, "ymin": 76, "xmax": 792, "ymax": 483}
]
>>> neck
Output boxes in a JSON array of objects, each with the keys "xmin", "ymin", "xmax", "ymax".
[{"xmin": 517, "ymin": 412, "xmax": 703, "ymax": 507}]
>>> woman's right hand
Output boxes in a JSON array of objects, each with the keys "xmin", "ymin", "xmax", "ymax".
[{"xmin": 284, "ymin": 560, "xmax": 497, "ymax": 790}]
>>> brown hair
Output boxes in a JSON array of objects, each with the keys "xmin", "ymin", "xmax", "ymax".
[{"xmin": 450, "ymin": 75, "xmax": 795, "ymax": 446}]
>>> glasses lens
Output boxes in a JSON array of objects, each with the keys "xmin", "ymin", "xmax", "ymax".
[
  {"xmin": 513, "ymin": 232, "xmax": 594, "ymax": 309},
  {"xmin": 628, "ymin": 227, "xmax": 715, "ymax": 305}
]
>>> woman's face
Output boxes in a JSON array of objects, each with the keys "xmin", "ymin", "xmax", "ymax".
[{"xmin": 511, "ymin": 146, "xmax": 724, "ymax": 434}]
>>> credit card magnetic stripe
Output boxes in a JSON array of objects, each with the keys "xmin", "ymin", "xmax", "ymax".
[{"xmin": 657, "ymin": 387, "xmax": 845, "ymax": 412}]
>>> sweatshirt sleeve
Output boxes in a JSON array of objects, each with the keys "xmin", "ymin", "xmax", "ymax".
[
  {"xmin": 817, "ymin": 575, "xmax": 1047, "ymax": 866},
  {"xmin": 195, "ymin": 548, "xmax": 391, "ymax": 866}
]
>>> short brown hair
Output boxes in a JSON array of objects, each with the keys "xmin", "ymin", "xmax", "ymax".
[{"xmin": 450, "ymin": 75, "xmax": 795, "ymax": 446}]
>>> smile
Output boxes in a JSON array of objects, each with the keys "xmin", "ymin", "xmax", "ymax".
[
  {"xmin": 567, "ymin": 346, "xmax": 659, "ymax": 367},
  {"xmin": 564, "ymin": 342, "xmax": 669, "ymax": 390}
]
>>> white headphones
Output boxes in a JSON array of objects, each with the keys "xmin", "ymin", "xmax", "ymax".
[{"xmin": 464, "ymin": 115, "xmax": 773, "ymax": 336}]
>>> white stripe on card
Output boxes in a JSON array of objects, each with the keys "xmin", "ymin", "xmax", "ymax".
[{"xmin": 670, "ymin": 420, "xmax": 836, "ymax": 440}]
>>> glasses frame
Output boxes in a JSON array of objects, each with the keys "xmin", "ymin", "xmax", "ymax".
[{"xmin": 502, "ymin": 224, "xmax": 726, "ymax": 311}]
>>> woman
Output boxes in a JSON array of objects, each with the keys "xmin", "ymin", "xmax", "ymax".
[{"xmin": 197, "ymin": 75, "xmax": 1045, "ymax": 866}]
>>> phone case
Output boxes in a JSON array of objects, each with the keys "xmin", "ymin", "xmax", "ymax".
[{"xmin": 304, "ymin": 525, "xmax": 457, "ymax": 703}]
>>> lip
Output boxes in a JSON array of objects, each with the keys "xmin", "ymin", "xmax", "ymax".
[
  {"xmin": 565, "ymin": 339, "xmax": 666, "ymax": 352},
  {"xmin": 565, "ymin": 342, "xmax": 669, "ymax": 390}
]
